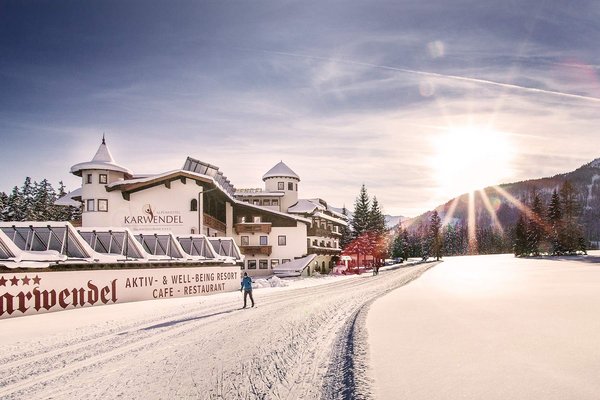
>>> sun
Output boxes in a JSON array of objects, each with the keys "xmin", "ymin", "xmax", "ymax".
[{"xmin": 432, "ymin": 126, "xmax": 514, "ymax": 197}]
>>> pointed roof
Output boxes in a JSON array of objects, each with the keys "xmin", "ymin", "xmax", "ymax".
[
  {"xmin": 70, "ymin": 137, "xmax": 132, "ymax": 177},
  {"xmin": 262, "ymin": 161, "xmax": 300, "ymax": 181}
]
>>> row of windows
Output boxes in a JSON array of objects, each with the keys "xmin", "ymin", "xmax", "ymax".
[
  {"xmin": 85, "ymin": 199, "xmax": 108, "ymax": 212},
  {"xmin": 240, "ymin": 235, "xmax": 286, "ymax": 246},
  {"xmin": 309, "ymin": 238, "xmax": 339, "ymax": 248},
  {"xmin": 277, "ymin": 182, "xmax": 297, "ymax": 191},
  {"xmin": 242, "ymin": 258, "xmax": 291, "ymax": 270},
  {"xmin": 86, "ymin": 173, "xmax": 108, "ymax": 184},
  {"xmin": 241, "ymin": 198, "xmax": 279, "ymax": 207}
]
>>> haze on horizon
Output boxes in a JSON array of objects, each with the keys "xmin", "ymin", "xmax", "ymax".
[{"xmin": 1, "ymin": 1, "xmax": 599, "ymax": 218}]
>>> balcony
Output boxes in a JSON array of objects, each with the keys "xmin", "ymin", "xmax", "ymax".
[
  {"xmin": 240, "ymin": 245, "xmax": 272, "ymax": 256},
  {"xmin": 235, "ymin": 222, "xmax": 272, "ymax": 235},
  {"xmin": 307, "ymin": 246, "xmax": 341, "ymax": 256},
  {"xmin": 204, "ymin": 214, "xmax": 226, "ymax": 233},
  {"xmin": 308, "ymin": 226, "xmax": 341, "ymax": 238}
]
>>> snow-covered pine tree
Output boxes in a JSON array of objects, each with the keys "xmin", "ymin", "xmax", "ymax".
[
  {"xmin": 351, "ymin": 184, "xmax": 370, "ymax": 239},
  {"xmin": 21, "ymin": 177, "xmax": 35, "ymax": 220},
  {"xmin": 0, "ymin": 191, "xmax": 7, "ymax": 221},
  {"xmin": 5, "ymin": 186, "xmax": 25, "ymax": 221}
]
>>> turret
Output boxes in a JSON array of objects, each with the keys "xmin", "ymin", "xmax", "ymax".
[
  {"xmin": 262, "ymin": 161, "xmax": 300, "ymax": 212},
  {"xmin": 70, "ymin": 136, "xmax": 132, "ymax": 223}
]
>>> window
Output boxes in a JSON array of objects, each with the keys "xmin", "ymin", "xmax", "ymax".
[
  {"xmin": 278, "ymin": 182, "xmax": 284, "ymax": 190},
  {"xmin": 263, "ymin": 199, "xmax": 270, "ymax": 206},
  {"xmin": 243, "ymin": 199, "xmax": 249, "ymax": 203},
  {"xmin": 259, "ymin": 236, "xmax": 268, "ymax": 245},
  {"xmin": 190, "ymin": 199, "xmax": 198, "ymax": 211},
  {"xmin": 86, "ymin": 174, "xmax": 92, "ymax": 184},
  {"xmin": 271, "ymin": 259, "xmax": 280, "ymax": 268},
  {"xmin": 272, "ymin": 199, "xmax": 279, "ymax": 206},
  {"xmin": 241, "ymin": 236, "xmax": 249, "ymax": 246},
  {"xmin": 86, "ymin": 199, "xmax": 95, "ymax": 212},
  {"xmin": 295, "ymin": 183, "xmax": 298, "ymax": 191},
  {"xmin": 282, "ymin": 259, "xmax": 291, "ymax": 263},
  {"xmin": 259, "ymin": 260, "xmax": 268, "ymax": 269},
  {"xmin": 278, "ymin": 235, "xmax": 286, "ymax": 246},
  {"xmin": 247, "ymin": 260, "xmax": 257, "ymax": 269},
  {"xmin": 99, "ymin": 174, "xmax": 107, "ymax": 184},
  {"xmin": 253, "ymin": 199, "xmax": 260, "ymax": 205},
  {"xmin": 98, "ymin": 199, "xmax": 108, "ymax": 212},
  {"xmin": 253, "ymin": 216, "xmax": 261, "ymax": 223},
  {"xmin": 288, "ymin": 182, "xmax": 294, "ymax": 191}
]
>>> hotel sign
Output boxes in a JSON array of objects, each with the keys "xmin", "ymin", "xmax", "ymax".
[
  {"xmin": 0, "ymin": 266, "xmax": 240, "ymax": 320},
  {"xmin": 124, "ymin": 204, "xmax": 184, "ymax": 228}
]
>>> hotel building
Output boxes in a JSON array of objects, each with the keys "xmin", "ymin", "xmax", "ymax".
[{"xmin": 64, "ymin": 138, "xmax": 347, "ymax": 276}]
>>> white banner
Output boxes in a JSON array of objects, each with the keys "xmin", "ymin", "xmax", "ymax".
[{"xmin": 0, "ymin": 266, "xmax": 241, "ymax": 319}]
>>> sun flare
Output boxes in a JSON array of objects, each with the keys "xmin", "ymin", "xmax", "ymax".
[{"xmin": 432, "ymin": 126, "xmax": 514, "ymax": 197}]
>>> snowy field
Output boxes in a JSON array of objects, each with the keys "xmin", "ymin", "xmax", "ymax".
[
  {"xmin": 0, "ymin": 261, "xmax": 433, "ymax": 399},
  {"xmin": 368, "ymin": 251, "xmax": 600, "ymax": 400}
]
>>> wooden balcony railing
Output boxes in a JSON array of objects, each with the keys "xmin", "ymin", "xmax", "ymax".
[
  {"xmin": 307, "ymin": 226, "xmax": 341, "ymax": 238},
  {"xmin": 239, "ymin": 245, "xmax": 272, "ymax": 256},
  {"xmin": 204, "ymin": 213, "xmax": 226, "ymax": 233},
  {"xmin": 234, "ymin": 222, "xmax": 272, "ymax": 235}
]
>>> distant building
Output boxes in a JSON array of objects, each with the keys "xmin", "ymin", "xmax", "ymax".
[{"xmin": 64, "ymin": 138, "xmax": 347, "ymax": 276}]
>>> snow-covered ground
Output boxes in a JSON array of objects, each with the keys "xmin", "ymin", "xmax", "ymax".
[
  {"xmin": 0, "ymin": 261, "xmax": 431, "ymax": 399},
  {"xmin": 367, "ymin": 251, "xmax": 600, "ymax": 400}
]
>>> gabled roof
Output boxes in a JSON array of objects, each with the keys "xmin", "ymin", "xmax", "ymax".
[
  {"xmin": 262, "ymin": 161, "xmax": 300, "ymax": 181},
  {"xmin": 70, "ymin": 137, "xmax": 132, "ymax": 177}
]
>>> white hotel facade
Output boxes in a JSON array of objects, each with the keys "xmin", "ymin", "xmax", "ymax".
[{"xmin": 65, "ymin": 138, "xmax": 347, "ymax": 276}]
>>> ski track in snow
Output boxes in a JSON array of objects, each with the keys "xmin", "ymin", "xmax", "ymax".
[{"xmin": 0, "ymin": 262, "xmax": 436, "ymax": 400}]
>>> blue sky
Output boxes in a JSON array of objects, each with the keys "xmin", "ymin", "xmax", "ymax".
[{"xmin": 1, "ymin": 0, "xmax": 600, "ymax": 216}]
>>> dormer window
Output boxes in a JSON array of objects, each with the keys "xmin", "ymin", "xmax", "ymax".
[
  {"xmin": 99, "ymin": 174, "xmax": 107, "ymax": 184},
  {"xmin": 86, "ymin": 174, "xmax": 92, "ymax": 184},
  {"xmin": 288, "ymin": 182, "xmax": 294, "ymax": 191},
  {"xmin": 278, "ymin": 182, "xmax": 284, "ymax": 190}
]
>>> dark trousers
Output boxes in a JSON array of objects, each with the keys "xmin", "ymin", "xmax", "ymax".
[{"xmin": 243, "ymin": 289, "xmax": 254, "ymax": 307}]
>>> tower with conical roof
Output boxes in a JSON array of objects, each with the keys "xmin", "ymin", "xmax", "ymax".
[
  {"xmin": 70, "ymin": 136, "xmax": 132, "ymax": 225},
  {"xmin": 262, "ymin": 161, "xmax": 300, "ymax": 212}
]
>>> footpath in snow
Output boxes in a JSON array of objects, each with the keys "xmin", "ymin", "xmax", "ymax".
[
  {"xmin": 0, "ymin": 260, "xmax": 433, "ymax": 399},
  {"xmin": 367, "ymin": 251, "xmax": 600, "ymax": 400}
]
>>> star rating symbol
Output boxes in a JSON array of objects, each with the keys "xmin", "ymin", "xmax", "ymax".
[
  {"xmin": 10, "ymin": 276, "xmax": 19, "ymax": 286},
  {"xmin": 21, "ymin": 276, "xmax": 31, "ymax": 285},
  {"xmin": 0, "ymin": 276, "xmax": 7, "ymax": 286},
  {"xmin": 32, "ymin": 275, "xmax": 41, "ymax": 285}
]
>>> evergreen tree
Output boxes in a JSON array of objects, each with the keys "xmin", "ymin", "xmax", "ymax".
[
  {"xmin": 560, "ymin": 180, "xmax": 582, "ymax": 253},
  {"xmin": 429, "ymin": 210, "xmax": 442, "ymax": 260},
  {"xmin": 339, "ymin": 205, "xmax": 353, "ymax": 249},
  {"xmin": 21, "ymin": 177, "xmax": 35, "ymax": 220},
  {"xmin": 0, "ymin": 191, "xmax": 7, "ymax": 221},
  {"xmin": 526, "ymin": 191, "xmax": 545, "ymax": 256},
  {"xmin": 351, "ymin": 184, "xmax": 370, "ymax": 239},
  {"xmin": 513, "ymin": 214, "xmax": 527, "ymax": 256},
  {"xmin": 5, "ymin": 186, "xmax": 25, "ymax": 221},
  {"xmin": 367, "ymin": 196, "xmax": 386, "ymax": 234},
  {"xmin": 547, "ymin": 189, "xmax": 563, "ymax": 255}
]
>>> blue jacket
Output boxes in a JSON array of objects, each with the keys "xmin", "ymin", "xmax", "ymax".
[{"xmin": 241, "ymin": 276, "xmax": 253, "ymax": 291}]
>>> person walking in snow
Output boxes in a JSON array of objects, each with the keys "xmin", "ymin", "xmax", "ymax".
[{"xmin": 240, "ymin": 272, "xmax": 254, "ymax": 308}]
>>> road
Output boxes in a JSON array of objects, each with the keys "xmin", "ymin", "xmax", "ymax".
[
  {"xmin": 367, "ymin": 253, "xmax": 600, "ymax": 400},
  {"xmin": 0, "ymin": 262, "xmax": 434, "ymax": 400}
]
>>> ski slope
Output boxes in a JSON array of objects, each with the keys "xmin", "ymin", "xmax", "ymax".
[{"xmin": 0, "ymin": 262, "xmax": 434, "ymax": 399}]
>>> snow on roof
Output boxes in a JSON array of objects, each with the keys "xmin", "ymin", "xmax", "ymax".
[
  {"xmin": 287, "ymin": 199, "xmax": 322, "ymax": 214},
  {"xmin": 272, "ymin": 254, "xmax": 316, "ymax": 276},
  {"xmin": 70, "ymin": 137, "xmax": 132, "ymax": 177},
  {"xmin": 262, "ymin": 161, "xmax": 300, "ymax": 181},
  {"xmin": 54, "ymin": 187, "xmax": 82, "ymax": 207}
]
